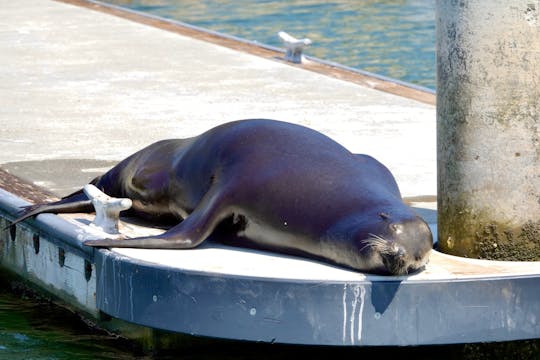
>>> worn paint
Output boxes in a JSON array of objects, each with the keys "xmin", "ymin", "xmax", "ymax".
[
  {"xmin": 0, "ymin": 218, "xmax": 98, "ymax": 316},
  {"xmin": 342, "ymin": 284, "xmax": 366, "ymax": 345}
]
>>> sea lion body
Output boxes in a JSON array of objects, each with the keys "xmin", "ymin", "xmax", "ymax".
[{"xmin": 13, "ymin": 119, "xmax": 432, "ymax": 275}]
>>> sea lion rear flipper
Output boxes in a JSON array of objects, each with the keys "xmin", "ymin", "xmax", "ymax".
[{"xmin": 6, "ymin": 190, "xmax": 93, "ymax": 229}]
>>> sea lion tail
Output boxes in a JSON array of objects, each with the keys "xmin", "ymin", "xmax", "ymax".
[{"xmin": 5, "ymin": 190, "xmax": 94, "ymax": 229}]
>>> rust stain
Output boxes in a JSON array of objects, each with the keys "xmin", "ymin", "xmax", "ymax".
[{"xmin": 0, "ymin": 168, "xmax": 58, "ymax": 204}]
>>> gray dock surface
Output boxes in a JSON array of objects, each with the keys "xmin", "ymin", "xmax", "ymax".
[{"xmin": 1, "ymin": 0, "xmax": 436, "ymax": 200}]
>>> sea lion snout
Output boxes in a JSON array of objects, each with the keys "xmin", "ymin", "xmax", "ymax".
[
  {"xmin": 380, "ymin": 217, "xmax": 432, "ymax": 275},
  {"xmin": 379, "ymin": 244, "xmax": 408, "ymax": 275}
]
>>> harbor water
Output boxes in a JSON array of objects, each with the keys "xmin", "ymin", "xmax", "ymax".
[{"xmin": 103, "ymin": 0, "xmax": 436, "ymax": 90}]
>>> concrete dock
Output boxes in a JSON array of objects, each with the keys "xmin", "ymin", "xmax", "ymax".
[
  {"xmin": 1, "ymin": 0, "xmax": 436, "ymax": 199},
  {"xmin": 3, "ymin": 0, "xmax": 538, "ymax": 350}
]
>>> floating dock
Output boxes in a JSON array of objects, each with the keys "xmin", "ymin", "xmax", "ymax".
[
  {"xmin": 1, "ymin": 186, "xmax": 539, "ymax": 346},
  {"xmin": 0, "ymin": 0, "xmax": 538, "ymax": 349}
]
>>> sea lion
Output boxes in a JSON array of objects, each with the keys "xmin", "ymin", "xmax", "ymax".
[{"xmin": 11, "ymin": 119, "xmax": 432, "ymax": 275}]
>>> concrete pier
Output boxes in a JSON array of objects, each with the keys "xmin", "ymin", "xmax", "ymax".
[
  {"xmin": 2, "ymin": 0, "xmax": 539, "ymax": 350},
  {"xmin": 0, "ymin": 0, "xmax": 435, "ymax": 199},
  {"xmin": 436, "ymin": 1, "xmax": 540, "ymax": 259}
]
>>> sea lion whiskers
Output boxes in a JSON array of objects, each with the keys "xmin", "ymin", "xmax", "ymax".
[{"xmin": 360, "ymin": 233, "xmax": 390, "ymax": 253}]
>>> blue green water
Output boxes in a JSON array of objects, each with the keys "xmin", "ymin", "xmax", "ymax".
[
  {"xmin": 0, "ymin": 280, "xmax": 144, "ymax": 359},
  {"xmin": 103, "ymin": 0, "xmax": 436, "ymax": 90}
]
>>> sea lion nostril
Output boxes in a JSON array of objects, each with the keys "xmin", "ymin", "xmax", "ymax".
[
  {"xmin": 381, "ymin": 251, "xmax": 408, "ymax": 275},
  {"xmin": 379, "ymin": 212, "xmax": 390, "ymax": 220}
]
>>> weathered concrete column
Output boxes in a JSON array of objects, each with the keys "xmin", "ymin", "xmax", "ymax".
[{"xmin": 436, "ymin": 1, "xmax": 540, "ymax": 260}]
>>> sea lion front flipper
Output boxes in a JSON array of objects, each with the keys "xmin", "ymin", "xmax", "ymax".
[
  {"xmin": 82, "ymin": 230, "xmax": 195, "ymax": 249},
  {"xmin": 84, "ymin": 187, "xmax": 233, "ymax": 249},
  {"xmin": 83, "ymin": 213, "xmax": 225, "ymax": 249}
]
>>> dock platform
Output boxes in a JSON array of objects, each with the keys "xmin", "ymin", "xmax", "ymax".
[{"xmin": 0, "ymin": 0, "xmax": 538, "ymax": 348}]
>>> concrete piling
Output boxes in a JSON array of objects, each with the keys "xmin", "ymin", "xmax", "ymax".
[{"xmin": 436, "ymin": 0, "xmax": 540, "ymax": 259}]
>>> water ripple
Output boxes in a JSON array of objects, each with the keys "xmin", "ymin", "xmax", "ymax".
[{"xmin": 105, "ymin": 0, "xmax": 436, "ymax": 89}]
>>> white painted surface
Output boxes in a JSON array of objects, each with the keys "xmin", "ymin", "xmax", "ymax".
[
  {"xmin": 60, "ymin": 214, "xmax": 540, "ymax": 283},
  {"xmin": 109, "ymin": 244, "xmax": 540, "ymax": 282}
]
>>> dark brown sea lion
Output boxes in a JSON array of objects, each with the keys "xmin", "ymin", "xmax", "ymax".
[{"xmin": 11, "ymin": 119, "xmax": 432, "ymax": 275}]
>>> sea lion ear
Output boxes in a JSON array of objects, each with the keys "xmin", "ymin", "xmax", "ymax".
[{"xmin": 379, "ymin": 212, "xmax": 390, "ymax": 220}]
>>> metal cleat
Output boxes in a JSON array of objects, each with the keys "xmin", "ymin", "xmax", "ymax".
[
  {"xmin": 83, "ymin": 184, "xmax": 132, "ymax": 234},
  {"xmin": 278, "ymin": 31, "xmax": 312, "ymax": 64}
]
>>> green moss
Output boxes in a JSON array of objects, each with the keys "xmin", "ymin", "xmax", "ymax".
[{"xmin": 438, "ymin": 203, "xmax": 540, "ymax": 261}]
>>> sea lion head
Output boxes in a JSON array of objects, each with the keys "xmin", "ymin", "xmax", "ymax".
[
  {"xmin": 361, "ymin": 211, "xmax": 433, "ymax": 275},
  {"xmin": 325, "ymin": 208, "xmax": 433, "ymax": 275}
]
